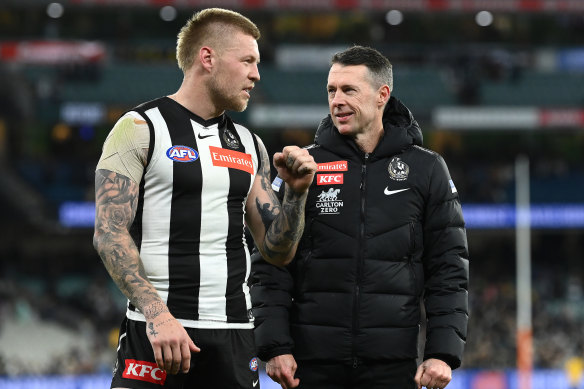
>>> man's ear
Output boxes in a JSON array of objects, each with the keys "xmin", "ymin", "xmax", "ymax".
[
  {"xmin": 199, "ymin": 46, "xmax": 214, "ymax": 72},
  {"xmin": 378, "ymin": 84, "xmax": 391, "ymax": 107}
]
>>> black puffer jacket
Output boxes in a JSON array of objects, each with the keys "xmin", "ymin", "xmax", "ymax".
[{"xmin": 250, "ymin": 97, "xmax": 469, "ymax": 369}]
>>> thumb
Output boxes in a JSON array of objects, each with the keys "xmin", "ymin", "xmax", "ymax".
[
  {"xmin": 281, "ymin": 367, "xmax": 300, "ymax": 388},
  {"xmin": 273, "ymin": 152, "xmax": 285, "ymax": 168},
  {"xmin": 189, "ymin": 339, "xmax": 201, "ymax": 353},
  {"xmin": 414, "ymin": 365, "xmax": 423, "ymax": 389},
  {"xmin": 291, "ymin": 377, "xmax": 300, "ymax": 388}
]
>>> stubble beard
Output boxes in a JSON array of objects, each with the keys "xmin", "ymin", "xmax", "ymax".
[{"xmin": 208, "ymin": 77, "xmax": 248, "ymax": 113}]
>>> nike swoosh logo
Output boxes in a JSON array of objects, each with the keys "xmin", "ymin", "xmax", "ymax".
[
  {"xmin": 384, "ymin": 187, "xmax": 409, "ymax": 196},
  {"xmin": 198, "ymin": 133, "xmax": 215, "ymax": 139},
  {"xmin": 253, "ymin": 379, "xmax": 259, "ymax": 387}
]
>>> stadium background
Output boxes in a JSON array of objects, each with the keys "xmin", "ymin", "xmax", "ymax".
[{"xmin": 0, "ymin": 1, "xmax": 584, "ymax": 388}]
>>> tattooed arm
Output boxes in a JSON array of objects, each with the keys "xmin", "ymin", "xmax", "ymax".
[
  {"xmin": 246, "ymin": 138, "xmax": 316, "ymax": 266},
  {"xmin": 93, "ymin": 169, "xmax": 163, "ymax": 317},
  {"xmin": 93, "ymin": 117, "xmax": 201, "ymax": 375},
  {"xmin": 93, "ymin": 169, "xmax": 199, "ymax": 374}
]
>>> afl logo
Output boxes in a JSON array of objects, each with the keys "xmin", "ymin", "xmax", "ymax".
[
  {"xmin": 166, "ymin": 146, "xmax": 199, "ymax": 162},
  {"xmin": 249, "ymin": 357, "xmax": 259, "ymax": 372}
]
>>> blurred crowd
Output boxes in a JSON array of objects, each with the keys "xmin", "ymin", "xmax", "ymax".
[
  {"xmin": 464, "ymin": 278, "xmax": 584, "ymax": 370},
  {"xmin": 0, "ymin": 269, "xmax": 123, "ymax": 376}
]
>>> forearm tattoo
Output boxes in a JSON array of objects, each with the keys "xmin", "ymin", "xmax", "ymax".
[
  {"xmin": 93, "ymin": 169, "xmax": 165, "ymax": 319},
  {"xmin": 255, "ymin": 147, "xmax": 306, "ymax": 262},
  {"xmin": 261, "ymin": 188, "xmax": 306, "ymax": 259}
]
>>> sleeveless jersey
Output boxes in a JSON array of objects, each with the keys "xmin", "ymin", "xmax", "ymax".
[{"xmin": 125, "ymin": 97, "xmax": 261, "ymax": 329}]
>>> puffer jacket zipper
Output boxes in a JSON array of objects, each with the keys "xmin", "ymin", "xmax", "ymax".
[{"xmin": 352, "ymin": 153, "xmax": 368, "ymax": 368}]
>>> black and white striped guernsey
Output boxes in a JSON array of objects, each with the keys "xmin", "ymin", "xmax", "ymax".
[{"xmin": 125, "ymin": 97, "xmax": 262, "ymax": 329}]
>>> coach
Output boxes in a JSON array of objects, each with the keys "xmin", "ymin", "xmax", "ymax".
[{"xmin": 250, "ymin": 46, "xmax": 469, "ymax": 389}]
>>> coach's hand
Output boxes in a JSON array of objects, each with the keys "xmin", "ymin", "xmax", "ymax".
[
  {"xmin": 145, "ymin": 310, "xmax": 200, "ymax": 374},
  {"xmin": 273, "ymin": 146, "xmax": 316, "ymax": 195},
  {"xmin": 415, "ymin": 358, "xmax": 452, "ymax": 389},
  {"xmin": 266, "ymin": 354, "xmax": 300, "ymax": 389}
]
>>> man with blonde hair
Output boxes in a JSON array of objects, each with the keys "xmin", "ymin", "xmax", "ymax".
[{"xmin": 94, "ymin": 8, "xmax": 316, "ymax": 388}]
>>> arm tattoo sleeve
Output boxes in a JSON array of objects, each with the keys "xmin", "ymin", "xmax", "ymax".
[
  {"xmin": 254, "ymin": 144, "xmax": 281, "ymax": 232},
  {"xmin": 261, "ymin": 187, "xmax": 306, "ymax": 260},
  {"xmin": 254, "ymin": 144, "xmax": 307, "ymax": 262},
  {"xmin": 93, "ymin": 169, "xmax": 168, "ymax": 320}
]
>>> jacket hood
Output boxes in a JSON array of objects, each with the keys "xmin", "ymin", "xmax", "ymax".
[{"xmin": 314, "ymin": 96, "xmax": 423, "ymax": 161}]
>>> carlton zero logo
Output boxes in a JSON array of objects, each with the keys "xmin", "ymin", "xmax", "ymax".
[
  {"xmin": 317, "ymin": 173, "xmax": 343, "ymax": 185},
  {"xmin": 166, "ymin": 145, "xmax": 199, "ymax": 162},
  {"xmin": 122, "ymin": 359, "xmax": 167, "ymax": 385},
  {"xmin": 210, "ymin": 146, "xmax": 254, "ymax": 174},
  {"xmin": 316, "ymin": 188, "xmax": 343, "ymax": 215},
  {"xmin": 317, "ymin": 160, "xmax": 348, "ymax": 172}
]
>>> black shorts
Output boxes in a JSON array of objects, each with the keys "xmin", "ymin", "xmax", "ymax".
[{"xmin": 111, "ymin": 317, "xmax": 260, "ymax": 389}]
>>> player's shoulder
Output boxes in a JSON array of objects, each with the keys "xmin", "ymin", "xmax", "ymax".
[
  {"xmin": 111, "ymin": 112, "xmax": 149, "ymax": 134},
  {"xmin": 132, "ymin": 96, "xmax": 168, "ymax": 112},
  {"xmin": 103, "ymin": 113, "xmax": 151, "ymax": 157}
]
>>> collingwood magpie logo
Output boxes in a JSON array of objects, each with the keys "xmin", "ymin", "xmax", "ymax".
[
  {"xmin": 316, "ymin": 188, "xmax": 343, "ymax": 215},
  {"xmin": 388, "ymin": 157, "xmax": 409, "ymax": 181},
  {"xmin": 223, "ymin": 128, "xmax": 239, "ymax": 149}
]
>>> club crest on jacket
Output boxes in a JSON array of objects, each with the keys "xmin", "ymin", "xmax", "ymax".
[{"xmin": 388, "ymin": 157, "xmax": 409, "ymax": 181}]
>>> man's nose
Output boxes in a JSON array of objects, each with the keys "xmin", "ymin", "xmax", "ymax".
[
  {"xmin": 250, "ymin": 63, "xmax": 260, "ymax": 82},
  {"xmin": 330, "ymin": 92, "xmax": 345, "ymax": 107}
]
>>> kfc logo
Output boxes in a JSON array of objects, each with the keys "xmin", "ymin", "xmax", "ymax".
[
  {"xmin": 122, "ymin": 359, "xmax": 167, "ymax": 385},
  {"xmin": 317, "ymin": 173, "xmax": 343, "ymax": 185}
]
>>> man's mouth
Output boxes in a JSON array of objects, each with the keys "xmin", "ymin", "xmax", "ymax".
[
  {"xmin": 243, "ymin": 87, "xmax": 253, "ymax": 98},
  {"xmin": 336, "ymin": 112, "xmax": 353, "ymax": 122}
]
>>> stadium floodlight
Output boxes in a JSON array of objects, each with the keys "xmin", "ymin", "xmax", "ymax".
[
  {"xmin": 46, "ymin": 2, "xmax": 64, "ymax": 19},
  {"xmin": 160, "ymin": 6, "xmax": 177, "ymax": 22},
  {"xmin": 385, "ymin": 10, "xmax": 403, "ymax": 26},
  {"xmin": 475, "ymin": 10, "xmax": 493, "ymax": 27}
]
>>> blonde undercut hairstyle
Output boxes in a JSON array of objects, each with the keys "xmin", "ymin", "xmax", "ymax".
[{"xmin": 176, "ymin": 8, "xmax": 261, "ymax": 73}]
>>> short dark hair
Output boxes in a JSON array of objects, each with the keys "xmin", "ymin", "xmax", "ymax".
[{"xmin": 331, "ymin": 45, "xmax": 393, "ymax": 91}]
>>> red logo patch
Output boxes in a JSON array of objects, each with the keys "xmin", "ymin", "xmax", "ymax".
[
  {"xmin": 317, "ymin": 160, "xmax": 348, "ymax": 172},
  {"xmin": 122, "ymin": 359, "xmax": 167, "ymax": 385},
  {"xmin": 317, "ymin": 173, "xmax": 344, "ymax": 185},
  {"xmin": 210, "ymin": 146, "xmax": 254, "ymax": 174}
]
